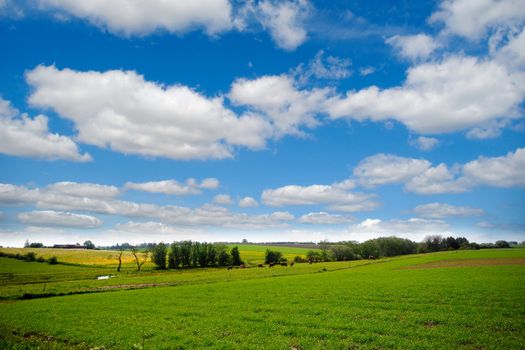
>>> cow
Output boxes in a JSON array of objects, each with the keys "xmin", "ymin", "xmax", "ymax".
[
  {"xmin": 227, "ymin": 266, "xmax": 233, "ymax": 270},
  {"xmin": 258, "ymin": 264, "xmax": 264, "ymax": 268},
  {"xmin": 280, "ymin": 262, "xmax": 288, "ymax": 267},
  {"xmin": 269, "ymin": 263, "xmax": 274, "ymax": 268},
  {"xmin": 290, "ymin": 261, "xmax": 294, "ymax": 267},
  {"xmin": 368, "ymin": 255, "xmax": 376, "ymax": 260}
]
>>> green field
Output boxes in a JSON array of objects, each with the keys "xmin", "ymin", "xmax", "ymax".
[{"xmin": 1, "ymin": 248, "xmax": 524, "ymax": 349}]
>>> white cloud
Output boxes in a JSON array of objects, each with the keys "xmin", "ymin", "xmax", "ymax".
[
  {"xmin": 429, "ymin": 0, "xmax": 525, "ymax": 40},
  {"xmin": 354, "ymin": 154, "xmax": 431, "ymax": 187},
  {"xmin": 125, "ymin": 178, "xmax": 218, "ymax": 196},
  {"xmin": 239, "ymin": 196, "xmax": 258, "ymax": 208},
  {"xmin": 354, "ymin": 147, "xmax": 525, "ymax": 194},
  {"xmin": 261, "ymin": 180, "xmax": 378, "ymax": 212},
  {"xmin": 26, "ymin": 65, "xmax": 272, "ymax": 160},
  {"xmin": 47, "ymin": 181, "xmax": 120, "ymax": 198},
  {"xmin": 493, "ymin": 27, "xmax": 525, "ymax": 70},
  {"xmin": 327, "ymin": 56, "xmax": 525, "ymax": 134},
  {"xmin": 0, "ymin": 98, "xmax": 91, "ymax": 162},
  {"xmin": 253, "ymin": 0, "xmax": 311, "ymax": 50},
  {"xmin": 410, "ymin": 136, "xmax": 440, "ymax": 151},
  {"xmin": 463, "ymin": 147, "xmax": 525, "ymax": 187},
  {"xmin": 229, "ymin": 74, "xmax": 330, "ymax": 136},
  {"xmin": 0, "ymin": 182, "xmax": 293, "ymax": 229},
  {"xmin": 213, "ymin": 194, "xmax": 233, "ymax": 205},
  {"xmin": 18, "ymin": 210, "xmax": 102, "ymax": 228},
  {"xmin": 345, "ymin": 217, "xmax": 451, "ymax": 242},
  {"xmin": 405, "ymin": 164, "xmax": 469, "ymax": 194},
  {"xmin": 359, "ymin": 67, "xmax": 376, "ymax": 76},
  {"xmin": 292, "ymin": 50, "xmax": 351, "ymax": 83},
  {"xmin": 413, "ymin": 202, "xmax": 484, "ymax": 219},
  {"xmin": 386, "ymin": 34, "xmax": 439, "ymax": 61},
  {"xmin": 298, "ymin": 211, "xmax": 353, "ymax": 225},
  {"xmin": 37, "ymin": 0, "xmax": 233, "ymax": 36}
]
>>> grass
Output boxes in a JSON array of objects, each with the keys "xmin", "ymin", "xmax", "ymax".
[{"xmin": 0, "ymin": 249, "xmax": 524, "ymax": 349}]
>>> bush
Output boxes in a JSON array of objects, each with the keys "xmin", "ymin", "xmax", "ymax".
[
  {"xmin": 25, "ymin": 252, "xmax": 37, "ymax": 262},
  {"xmin": 264, "ymin": 249, "xmax": 282, "ymax": 264},
  {"xmin": 37, "ymin": 256, "xmax": 46, "ymax": 263},
  {"xmin": 48, "ymin": 256, "xmax": 58, "ymax": 265},
  {"xmin": 293, "ymin": 255, "xmax": 306, "ymax": 263},
  {"xmin": 231, "ymin": 246, "xmax": 242, "ymax": 266}
]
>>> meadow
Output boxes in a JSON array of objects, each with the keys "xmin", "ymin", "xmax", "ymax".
[{"xmin": 0, "ymin": 248, "xmax": 524, "ymax": 349}]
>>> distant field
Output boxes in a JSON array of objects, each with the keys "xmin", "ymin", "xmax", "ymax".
[
  {"xmin": 1, "ymin": 249, "xmax": 524, "ymax": 349},
  {"xmin": 0, "ymin": 244, "xmax": 315, "ymax": 267}
]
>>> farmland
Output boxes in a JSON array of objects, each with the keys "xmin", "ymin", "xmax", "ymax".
[{"xmin": 0, "ymin": 247, "xmax": 524, "ymax": 349}]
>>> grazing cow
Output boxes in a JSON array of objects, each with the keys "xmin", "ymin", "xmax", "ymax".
[
  {"xmin": 309, "ymin": 259, "xmax": 313, "ymax": 264},
  {"xmin": 280, "ymin": 262, "xmax": 288, "ymax": 266},
  {"xmin": 269, "ymin": 263, "xmax": 274, "ymax": 268},
  {"xmin": 239, "ymin": 264, "xmax": 246, "ymax": 269},
  {"xmin": 290, "ymin": 262, "xmax": 294, "ymax": 267},
  {"xmin": 258, "ymin": 264, "xmax": 264, "ymax": 268},
  {"xmin": 368, "ymin": 255, "xmax": 376, "ymax": 260},
  {"xmin": 227, "ymin": 266, "xmax": 233, "ymax": 270}
]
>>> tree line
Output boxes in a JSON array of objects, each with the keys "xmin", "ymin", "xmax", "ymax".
[{"xmin": 150, "ymin": 242, "xmax": 242, "ymax": 269}]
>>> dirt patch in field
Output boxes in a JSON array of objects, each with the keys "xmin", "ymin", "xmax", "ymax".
[{"xmin": 401, "ymin": 258, "xmax": 525, "ymax": 270}]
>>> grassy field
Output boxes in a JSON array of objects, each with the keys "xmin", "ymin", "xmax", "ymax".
[{"xmin": 1, "ymin": 249, "xmax": 524, "ymax": 349}]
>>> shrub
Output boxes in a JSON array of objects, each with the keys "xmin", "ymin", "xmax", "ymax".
[
  {"xmin": 293, "ymin": 255, "xmax": 306, "ymax": 263},
  {"xmin": 151, "ymin": 243, "xmax": 168, "ymax": 269},
  {"xmin": 37, "ymin": 256, "xmax": 46, "ymax": 263},
  {"xmin": 25, "ymin": 252, "xmax": 37, "ymax": 262},
  {"xmin": 48, "ymin": 256, "xmax": 58, "ymax": 265},
  {"xmin": 264, "ymin": 249, "xmax": 282, "ymax": 264},
  {"xmin": 230, "ymin": 246, "xmax": 242, "ymax": 266}
]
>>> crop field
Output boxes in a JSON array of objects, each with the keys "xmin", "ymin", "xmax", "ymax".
[
  {"xmin": 0, "ymin": 244, "xmax": 311, "ymax": 267},
  {"xmin": 1, "ymin": 248, "xmax": 524, "ymax": 349}
]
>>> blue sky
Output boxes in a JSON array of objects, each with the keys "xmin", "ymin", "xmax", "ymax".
[{"xmin": 0, "ymin": 0, "xmax": 524, "ymax": 246}]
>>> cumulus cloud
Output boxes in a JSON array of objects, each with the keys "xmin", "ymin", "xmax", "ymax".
[
  {"xmin": 18, "ymin": 210, "xmax": 102, "ymax": 228},
  {"xmin": 261, "ymin": 180, "xmax": 378, "ymax": 212},
  {"xmin": 463, "ymin": 147, "xmax": 525, "ymax": 187},
  {"xmin": 413, "ymin": 203, "xmax": 484, "ymax": 219},
  {"xmin": 410, "ymin": 136, "xmax": 440, "ymax": 151},
  {"xmin": 239, "ymin": 196, "xmax": 258, "ymax": 208},
  {"xmin": 386, "ymin": 34, "xmax": 439, "ymax": 61},
  {"xmin": 229, "ymin": 74, "xmax": 330, "ymax": 135},
  {"xmin": 327, "ymin": 56, "xmax": 525, "ymax": 134},
  {"xmin": 26, "ymin": 65, "xmax": 272, "ymax": 160},
  {"xmin": 354, "ymin": 147, "xmax": 525, "ymax": 194},
  {"xmin": 298, "ymin": 211, "xmax": 353, "ymax": 225},
  {"xmin": 213, "ymin": 194, "xmax": 233, "ymax": 205},
  {"xmin": 249, "ymin": 0, "xmax": 311, "ymax": 50},
  {"xmin": 37, "ymin": 0, "xmax": 233, "ymax": 36},
  {"xmin": 429, "ymin": 0, "xmax": 525, "ymax": 40},
  {"xmin": 0, "ymin": 182, "xmax": 294, "ymax": 229},
  {"xmin": 125, "ymin": 178, "xmax": 218, "ymax": 195},
  {"xmin": 47, "ymin": 181, "xmax": 120, "ymax": 198},
  {"xmin": 0, "ymin": 98, "xmax": 91, "ymax": 162},
  {"xmin": 354, "ymin": 154, "xmax": 431, "ymax": 187}
]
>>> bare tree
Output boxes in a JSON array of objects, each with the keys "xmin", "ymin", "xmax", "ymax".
[
  {"xmin": 131, "ymin": 247, "xmax": 149, "ymax": 271},
  {"xmin": 110, "ymin": 246, "xmax": 124, "ymax": 272}
]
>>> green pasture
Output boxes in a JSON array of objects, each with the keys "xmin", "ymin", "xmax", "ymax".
[{"xmin": 0, "ymin": 249, "xmax": 524, "ymax": 349}]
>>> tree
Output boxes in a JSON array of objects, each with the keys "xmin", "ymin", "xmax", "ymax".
[
  {"xmin": 264, "ymin": 249, "xmax": 283, "ymax": 264},
  {"xmin": 330, "ymin": 245, "xmax": 358, "ymax": 261},
  {"xmin": 207, "ymin": 243, "xmax": 217, "ymax": 266},
  {"xmin": 216, "ymin": 243, "xmax": 230, "ymax": 266},
  {"xmin": 151, "ymin": 243, "xmax": 167, "ymax": 269},
  {"xmin": 180, "ymin": 241, "xmax": 192, "ymax": 267},
  {"xmin": 114, "ymin": 246, "xmax": 124, "ymax": 272},
  {"xmin": 495, "ymin": 240, "xmax": 510, "ymax": 248},
  {"xmin": 131, "ymin": 247, "xmax": 149, "ymax": 271},
  {"xmin": 191, "ymin": 242, "xmax": 201, "ymax": 267},
  {"xmin": 83, "ymin": 240, "xmax": 95, "ymax": 249},
  {"xmin": 198, "ymin": 242, "xmax": 209, "ymax": 267},
  {"xmin": 230, "ymin": 246, "xmax": 242, "ymax": 266},
  {"xmin": 169, "ymin": 242, "xmax": 182, "ymax": 269}
]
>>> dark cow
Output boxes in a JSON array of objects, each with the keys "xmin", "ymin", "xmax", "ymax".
[
  {"xmin": 368, "ymin": 255, "xmax": 376, "ymax": 260},
  {"xmin": 227, "ymin": 266, "xmax": 233, "ymax": 270},
  {"xmin": 258, "ymin": 264, "xmax": 264, "ymax": 268},
  {"xmin": 280, "ymin": 262, "xmax": 288, "ymax": 266},
  {"xmin": 290, "ymin": 262, "xmax": 294, "ymax": 267},
  {"xmin": 269, "ymin": 263, "xmax": 274, "ymax": 268}
]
